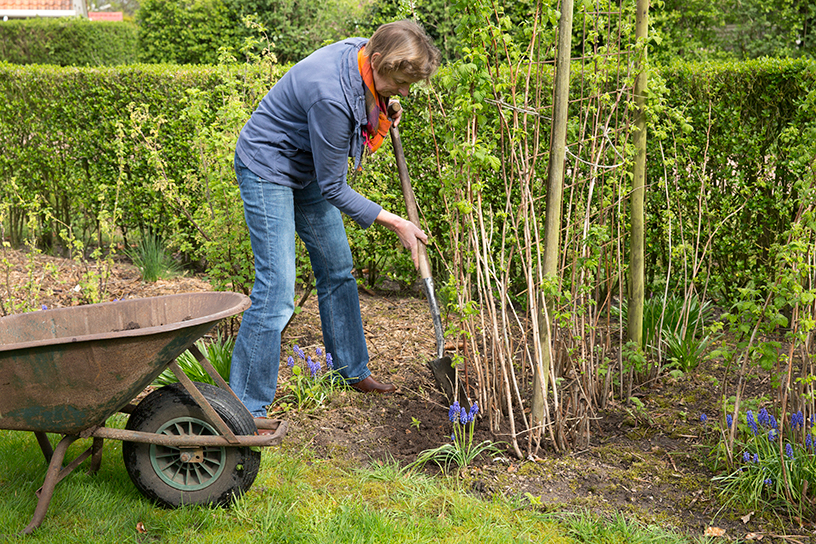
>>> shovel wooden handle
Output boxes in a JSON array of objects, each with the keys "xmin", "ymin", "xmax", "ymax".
[{"xmin": 388, "ymin": 101, "xmax": 432, "ymax": 280}]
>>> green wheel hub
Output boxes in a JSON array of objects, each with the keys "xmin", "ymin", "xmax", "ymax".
[{"xmin": 149, "ymin": 416, "xmax": 227, "ymax": 491}]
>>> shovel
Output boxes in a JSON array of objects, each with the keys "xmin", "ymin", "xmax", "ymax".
[{"xmin": 387, "ymin": 102, "xmax": 470, "ymax": 410}]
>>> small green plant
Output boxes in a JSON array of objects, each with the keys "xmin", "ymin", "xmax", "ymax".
[
  {"xmin": 411, "ymin": 417, "xmax": 421, "ymax": 431},
  {"xmin": 154, "ymin": 334, "xmax": 234, "ymax": 386},
  {"xmin": 705, "ymin": 407, "xmax": 816, "ymax": 521},
  {"xmin": 525, "ymin": 492, "xmax": 543, "ymax": 506},
  {"xmin": 127, "ymin": 232, "xmax": 182, "ymax": 282},
  {"xmin": 409, "ymin": 401, "xmax": 503, "ymax": 474},
  {"xmin": 662, "ymin": 329, "xmax": 715, "ymax": 372},
  {"xmin": 275, "ymin": 345, "xmax": 344, "ymax": 412},
  {"xmin": 616, "ymin": 294, "xmax": 717, "ymax": 373}
]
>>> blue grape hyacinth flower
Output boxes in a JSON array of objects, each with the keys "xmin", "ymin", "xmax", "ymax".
[
  {"xmin": 758, "ymin": 407, "xmax": 769, "ymax": 427},
  {"xmin": 448, "ymin": 401, "xmax": 461, "ymax": 423},
  {"xmin": 326, "ymin": 352, "xmax": 334, "ymax": 370},
  {"xmin": 747, "ymin": 410, "xmax": 759, "ymax": 435},
  {"xmin": 700, "ymin": 413, "xmax": 708, "ymax": 423},
  {"xmin": 786, "ymin": 443, "xmax": 794, "ymax": 459},
  {"xmin": 726, "ymin": 414, "xmax": 733, "ymax": 428},
  {"xmin": 306, "ymin": 356, "xmax": 319, "ymax": 377},
  {"xmin": 469, "ymin": 402, "xmax": 479, "ymax": 421}
]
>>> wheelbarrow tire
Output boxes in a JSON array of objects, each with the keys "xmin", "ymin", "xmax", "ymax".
[{"xmin": 122, "ymin": 382, "xmax": 260, "ymax": 508}]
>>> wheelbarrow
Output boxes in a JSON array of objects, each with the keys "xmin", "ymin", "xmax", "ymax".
[{"xmin": 0, "ymin": 292, "xmax": 287, "ymax": 534}]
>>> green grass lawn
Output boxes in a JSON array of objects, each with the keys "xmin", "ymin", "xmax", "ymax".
[{"xmin": 0, "ymin": 423, "xmax": 710, "ymax": 543}]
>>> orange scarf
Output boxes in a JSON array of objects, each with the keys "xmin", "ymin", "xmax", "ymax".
[{"xmin": 357, "ymin": 48, "xmax": 392, "ymax": 154}]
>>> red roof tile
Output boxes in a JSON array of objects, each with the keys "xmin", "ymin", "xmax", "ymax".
[{"xmin": 0, "ymin": 0, "xmax": 74, "ymax": 10}]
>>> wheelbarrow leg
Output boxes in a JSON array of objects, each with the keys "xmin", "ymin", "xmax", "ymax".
[
  {"xmin": 34, "ymin": 432, "xmax": 54, "ymax": 463},
  {"xmin": 89, "ymin": 437, "xmax": 104, "ymax": 475},
  {"xmin": 22, "ymin": 434, "xmax": 78, "ymax": 535}
]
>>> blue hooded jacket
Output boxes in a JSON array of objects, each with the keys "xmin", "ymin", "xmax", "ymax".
[{"xmin": 235, "ymin": 37, "xmax": 383, "ymax": 228}]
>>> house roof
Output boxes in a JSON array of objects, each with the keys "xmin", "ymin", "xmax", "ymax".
[
  {"xmin": 0, "ymin": 0, "xmax": 86, "ymax": 17},
  {"xmin": 0, "ymin": 0, "xmax": 74, "ymax": 8}
]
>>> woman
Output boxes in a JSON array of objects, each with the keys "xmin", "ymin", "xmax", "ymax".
[{"xmin": 230, "ymin": 20, "xmax": 442, "ymax": 421}]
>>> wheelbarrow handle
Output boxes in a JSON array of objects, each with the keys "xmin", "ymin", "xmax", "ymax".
[{"xmin": 388, "ymin": 101, "xmax": 433, "ymax": 281}]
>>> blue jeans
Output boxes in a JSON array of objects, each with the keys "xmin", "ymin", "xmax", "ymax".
[{"xmin": 230, "ymin": 156, "xmax": 371, "ymax": 417}]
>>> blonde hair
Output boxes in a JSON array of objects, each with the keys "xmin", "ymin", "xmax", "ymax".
[{"xmin": 365, "ymin": 20, "xmax": 441, "ymax": 81}]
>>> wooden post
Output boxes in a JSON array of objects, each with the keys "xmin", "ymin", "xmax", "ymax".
[
  {"xmin": 532, "ymin": 0, "xmax": 574, "ymax": 450},
  {"xmin": 627, "ymin": 0, "xmax": 649, "ymax": 350}
]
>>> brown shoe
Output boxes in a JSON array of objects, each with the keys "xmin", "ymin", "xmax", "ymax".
[{"xmin": 349, "ymin": 376, "xmax": 396, "ymax": 394}]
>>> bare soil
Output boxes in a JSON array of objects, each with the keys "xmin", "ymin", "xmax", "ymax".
[{"xmin": 2, "ymin": 249, "xmax": 813, "ymax": 543}]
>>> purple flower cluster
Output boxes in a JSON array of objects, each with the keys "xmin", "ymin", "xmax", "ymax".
[
  {"xmin": 289, "ymin": 345, "xmax": 334, "ymax": 377},
  {"xmin": 791, "ymin": 411, "xmax": 805, "ymax": 431},
  {"xmin": 742, "ymin": 451, "xmax": 759, "ymax": 463},
  {"xmin": 448, "ymin": 401, "xmax": 479, "ymax": 425},
  {"xmin": 747, "ymin": 410, "xmax": 759, "ymax": 436},
  {"xmin": 306, "ymin": 356, "xmax": 321, "ymax": 377}
]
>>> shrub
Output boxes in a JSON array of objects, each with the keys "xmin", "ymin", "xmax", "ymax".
[{"xmin": 0, "ymin": 18, "xmax": 137, "ymax": 66}]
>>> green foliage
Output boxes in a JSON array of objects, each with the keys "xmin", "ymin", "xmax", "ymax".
[
  {"xmin": 647, "ymin": 58, "xmax": 816, "ymax": 304},
  {"xmin": 136, "ymin": 0, "xmax": 367, "ymax": 66},
  {"xmin": 136, "ymin": 0, "xmax": 237, "ymax": 65},
  {"xmin": 617, "ymin": 294, "xmax": 716, "ymax": 373},
  {"xmin": 154, "ymin": 334, "xmax": 235, "ymax": 386},
  {"xmin": 0, "ymin": 60, "xmax": 279, "ymax": 291},
  {"xmin": 651, "ymin": 0, "xmax": 815, "ymax": 63},
  {"xmin": 126, "ymin": 232, "xmax": 182, "ymax": 282},
  {"xmin": 226, "ymin": 0, "xmax": 367, "ymax": 64},
  {"xmin": 0, "ymin": 32, "xmax": 813, "ymax": 329},
  {"xmin": 0, "ymin": 18, "xmax": 138, "ymax": 66}
]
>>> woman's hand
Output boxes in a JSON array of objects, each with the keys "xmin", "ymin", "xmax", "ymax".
[
  {"xmin": 388, "ymin": 99, "xmax": 403, "ymax": 127},
  {"xmin": 374, "ymin": 209, "xmax": 428, "ymax": 269}
]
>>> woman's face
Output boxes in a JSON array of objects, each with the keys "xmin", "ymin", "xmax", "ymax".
[{"xmin": 372, "ymin": 68, "xmax": 417, "ymax": 98}]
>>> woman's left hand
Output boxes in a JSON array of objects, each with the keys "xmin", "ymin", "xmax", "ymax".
[{"xmin": 374, "ymin": 209, "xmax": 427, "ymax": 269}]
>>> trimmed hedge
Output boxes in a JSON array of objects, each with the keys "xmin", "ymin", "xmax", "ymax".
[
  {"xmin": 0, "ymin": 18, "xmax": 137, "ymax": 66},
  {"xmin": 645, "ymin": 58, "xmax": 816, "ymax": 299},
  {"xmin": 0, "ymin": 58, "xmax": 813, "ymax": 301}
]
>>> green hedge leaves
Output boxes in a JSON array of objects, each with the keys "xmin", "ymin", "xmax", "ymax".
[
  {"xmin": 0, "ymin": 18, "xmax": 137, "ymax": 66},
  {"xmin": 0, "ymin": 57, "xmax": 814, "ymax": 302}
]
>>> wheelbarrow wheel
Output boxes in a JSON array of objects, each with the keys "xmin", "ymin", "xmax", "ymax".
[{"xmin": 122, "ymin": 382, "xmax": 260, "ymax": 508}]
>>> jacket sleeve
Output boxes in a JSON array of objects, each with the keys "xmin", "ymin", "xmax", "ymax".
[{"xmin": 307, "ymin": 98, "xmax": 382, "ymax": 228}]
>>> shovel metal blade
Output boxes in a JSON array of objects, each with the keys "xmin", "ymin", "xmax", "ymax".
[{"xmin": 427, "ymin": 356, "xmax": 471, "ymax": 411}]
